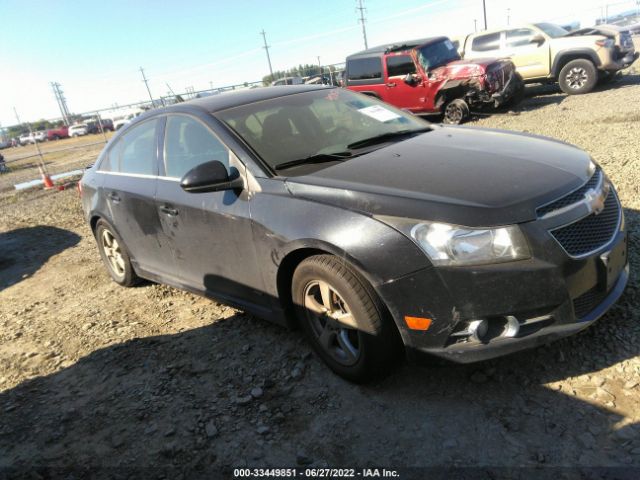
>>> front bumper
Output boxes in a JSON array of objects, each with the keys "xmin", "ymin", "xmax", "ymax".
[{"xmin": 376, "ymin": 224, "xmax": 629, "ymax": 364}]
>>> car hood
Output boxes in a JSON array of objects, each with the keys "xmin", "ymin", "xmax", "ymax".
[
  {"xmin": 285, "ymin": 125, "xmax": 593, "ymax": 227},
  {"xmin": 433, "ymin": 58, "xmax": 494, "ymax": 77}
]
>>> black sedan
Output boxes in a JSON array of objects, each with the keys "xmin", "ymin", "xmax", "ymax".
[{"xmin": 81, "ymin": 85, "xmax": 628, "ymax": 382}]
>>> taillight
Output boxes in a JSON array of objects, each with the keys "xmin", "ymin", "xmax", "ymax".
[{"xmin": 595, "ymin": 39, "xmax": 614, "ymax": 48}]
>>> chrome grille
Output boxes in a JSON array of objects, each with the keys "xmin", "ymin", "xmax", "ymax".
[
  {"xmin": 551, "ymin": 191, "xmax": 621, "ymax": 257},
  {"xmin": 537, "ymin": 168, "xmax": 601, "ymax": 217}
]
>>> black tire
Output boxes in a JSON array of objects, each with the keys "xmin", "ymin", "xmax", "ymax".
[
  {"xmin": 95, "ymin": 219, "xmax": 139, "ymax": 287},
  {"xmin": 291, "ymin": 255, "xmax": 402, "ymax": 383},
  {"xmin": 558, "ymin": 59, "xmax": 597, "ymax": 95},
  {"xmin": 442, "ymin": 98, "xmax": 470, "ymax": 124},
  {"xmin": 502, "ymin": 73, "xmax": 525, "ymax": 108}
]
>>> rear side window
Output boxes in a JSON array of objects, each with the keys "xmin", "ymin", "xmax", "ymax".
[
  {"xmin": 103, "ymin": 119, "xmax": 158, "ymax": 175},
  {"xmin": 506, "ymin": 28, "xmax": 535, "ymax": 47},
  {"xmin": 472, "ymin": 32, "xmax": 501, "ymax": 52},
  {"xmin": 99, "ymin": 120, "xmax": 158, "ymax": 175},
  {"xmin": 386, "ymin": 55, "xmax": 416, "ymax": 77},
  {"xmin": 346, "ymin": 57, "xmax": 382, "ymax": 80},
  {"xmin": 164, "ymin": 115, "xmax": 229, "ymax": 179}
]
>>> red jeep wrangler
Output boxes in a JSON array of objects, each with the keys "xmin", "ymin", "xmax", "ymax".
[{"xmin": 344, "ymin": 37, "xmax": 523, "ymax": 123}]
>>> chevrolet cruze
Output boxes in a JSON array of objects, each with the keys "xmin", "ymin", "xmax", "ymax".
[{"xmin": 81, "ymin": 86, "xmax": 629, "ymax": 382}]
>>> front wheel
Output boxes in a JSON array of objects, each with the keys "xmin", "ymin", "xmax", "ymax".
[
  {"xmin": 558, "ymin": 59, "xmax": 597, "ymax": 94},
  {"xmin": 291, "ymin": 255, "xmax": 402, "ymax": 382},
  {"xmin": 442, "ymin": 98, "xmax": 470, "ymax": 124}
]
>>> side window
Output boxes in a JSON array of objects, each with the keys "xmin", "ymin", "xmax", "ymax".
[
  {"xmin": 471, "ymin": 32, "xmax": 502, "ymax": 52},
  {"xmin": 386, "ymin": 55, "xmax": 416, "ymax": 77},
  {"xmin": 506, "ymin": 28, "xmax": 535, "ymax": 48},
  {"xmin": 100, "ymin": 120, "xmax": 157, "ymax": 174},
  {"xmin": 118, "ymin": 120, "xmax": 159, "ymax": 175},
  {"xmin": 346, "ymin": 57, "xmax": 383, "ymax": 80},
  {"xmin": 164, "ymin": 115, "xmax": 230, "ymax": 179}
]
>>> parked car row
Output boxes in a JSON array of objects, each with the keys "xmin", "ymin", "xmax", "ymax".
[{"xmin": 338, "ymin": 21, "xmax": 637, "ymax": 123}]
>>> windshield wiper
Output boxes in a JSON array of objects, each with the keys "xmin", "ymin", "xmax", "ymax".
[
  {"xmin": 274, "ymin": 152, "xmax": 353, "ymax": 171},
  {"xmin": 347, "ymin": 127, "xmax": 432, "ymax": 150}
]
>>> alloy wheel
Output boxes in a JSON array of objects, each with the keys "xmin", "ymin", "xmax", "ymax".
[
  {"xmin": 303, "ymin": 280, "xmax": 361, "ymax": 366},
  {"xmin": 566, "ymin": 67, "xmax": 589, "ymax": 90},
  {"xmin": 101, "ymin": 229, "xmax": 125, "ymax": 278}
]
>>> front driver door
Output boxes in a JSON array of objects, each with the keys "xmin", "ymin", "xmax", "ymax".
[
  {"xmin": 155, "ymin": 113, "xmax": 268, "ymax": 311},
  {"xmin": 383, "ymin": 54, "xmax": 423, "ymax": 111}
]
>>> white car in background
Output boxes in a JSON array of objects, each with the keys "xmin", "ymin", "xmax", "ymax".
[
  {"xmin": 19, "ymin": 133, "xmax": 36, "ymax": 145},
  {"xmin": 113, "ymin": 111, "xmax": 143, "ymax": 130},
  {"xmin": 34, "ymin": 130, "xmax": 47, "ymax": 142},
  {"xmin": 68, "ymin": 124, "xmax": 88, "ymax": 137}
]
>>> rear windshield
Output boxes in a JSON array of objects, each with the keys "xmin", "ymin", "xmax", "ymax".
[
  {"xmin": 346, "ymin": 57, "xmax": 383, "ymax": 80},
  {"xmin": 534, "ymin": 23, "xmax": 568, "ymax": 38}
]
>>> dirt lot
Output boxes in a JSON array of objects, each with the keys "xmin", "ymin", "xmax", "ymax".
[{"xmin": 1, "ymin": 72, "xmax": 639, "ymax": 478}]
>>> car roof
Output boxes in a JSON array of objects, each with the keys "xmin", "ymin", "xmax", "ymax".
[
  {"xmin": 346, "ymin": 37, "xmax": 446, "ymax": 59},
  {"xmin": 173, "ymin": 85, "xmax": 330, "ymax": 113}
]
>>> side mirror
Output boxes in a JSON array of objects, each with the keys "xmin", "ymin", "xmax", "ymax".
[
  {"xmin": 180, "ymin": 160, "xmax": 243, "ymax": 193},
  {"xmin": 530, "ymin": 34, "xmax": 545, "ymax": 46},
  {"xmin": 403, "ymin": 73, "xmax": 422, "ymax": 85}
]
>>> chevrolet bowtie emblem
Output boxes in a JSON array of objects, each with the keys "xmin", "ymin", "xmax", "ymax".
[{"xmin": 585, "ymin": 184, "xmax": 609, "ymax": 215}]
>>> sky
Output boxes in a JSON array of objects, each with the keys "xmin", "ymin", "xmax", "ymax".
[{"xmin": 0, "ymin": 0, "xmax": 636, "ymax": 126}]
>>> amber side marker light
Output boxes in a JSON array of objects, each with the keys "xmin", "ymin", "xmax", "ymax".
[{"xmin": 404, "ymin": 316, "xmax": 432, "ymax": 331}]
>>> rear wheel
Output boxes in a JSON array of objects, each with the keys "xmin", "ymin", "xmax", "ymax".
[
  {"xmin": 95, "ymin": 220, "xmax": 139, "ymax": 287},
  {"xmin": 558, "ymin": 59, "xmax": 597, "ymax": 94},
  {"xmin": 292, "ymin": 255, "xmax": 402, "ymax": 382},
  {"xmin": 442, "ymin": 98, "xmax": 470, "ymax": 124}
]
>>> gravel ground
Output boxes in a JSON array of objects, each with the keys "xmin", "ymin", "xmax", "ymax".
[{"xmin": 0, "ymin": 71, "xmax": 639, "ymax": 478}]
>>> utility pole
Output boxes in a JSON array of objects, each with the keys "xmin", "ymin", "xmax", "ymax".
[
  {"xmin": 260, "ymin": 30, "xmax": 274, "ymax": 79},
  {"xmin": 139, "ymin": 67, "xmax": 155, "ymax": 107},
  {"xmin": 50, "ymin": 82, "xmax": 70, "ymax": 126},
  {"xmin": 317, "ymin": 56, "xmax": 322, "ymax": 76},
  {"xmin": 356, "ymin": 0, "xmax": 369, "ymax": 49},
  {"xmin": 507, "ymin": 8, "xmax": 510, "ymax": 26},
  {"xmin": 474, "ymin": 19, "xmax": 478, "ymax": 32},
  {"xmin": 482, "ymin": 0, "xmax": 487, "ymax": 30}
]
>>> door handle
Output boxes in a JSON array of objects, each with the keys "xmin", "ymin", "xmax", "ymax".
[
  {"xmin": 386, "ymin": 82, "xmax": 397, "ymax": 87},
  {"xmin": 107, "ymin": 192, "xmax": 121, "ymax": 203},
  {"xmin": 159, "ymin": 205, "xmax": 179, "ymax": 216}
]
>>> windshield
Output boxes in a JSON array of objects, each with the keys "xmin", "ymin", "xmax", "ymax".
[
  {"xmin": 217, "ymin": 88, "xmax": 429, "ymax": 172},
  {"xmin": 416, "ymin": 39, "xmax": 461, "ymax": 71},
  {"xmin": 534, "ymin": 23, "xmax": 568, "ymax": 38}
]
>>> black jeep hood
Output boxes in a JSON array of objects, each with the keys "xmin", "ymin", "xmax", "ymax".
[{"xmin": 285, "ymin": 125, "xmax": 593, "ymax": 227}]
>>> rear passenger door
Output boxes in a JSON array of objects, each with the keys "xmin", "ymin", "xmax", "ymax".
[
  {"xmin": 98, "ymin": 118, "xmax": 170, "ymax": 276},
  {"xmin": 504, "ymin": 28, "xmax": 550, "ymax": 78},
  {"xmin": 155, "ymin": 113, "xmax": 267, "ymax": 310},
  {"xmin": 465, "ymin": 31, "xmax": 504, "ymax": 59}
]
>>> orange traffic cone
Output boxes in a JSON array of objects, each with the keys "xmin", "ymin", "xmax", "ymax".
[{"xmin": 39, "ymin": 166, "xmax": 54, "ymax": 189}]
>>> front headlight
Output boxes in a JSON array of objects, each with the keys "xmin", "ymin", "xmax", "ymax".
[{"xmin": 377, "ymin": 216, "xmax": 530, "ymax": 266}]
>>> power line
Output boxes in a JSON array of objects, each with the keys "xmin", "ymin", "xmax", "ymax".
[
  {"xmin": 260, "ymin": 30, "xmax": 274, "ymax": 79},
  {"xmin": 139, "ymin": 67, "xmax": 156, "ymax": 107},
  {"xmin": 356, "ymin": 0, "xmax": 368, "ymax": 49}
]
